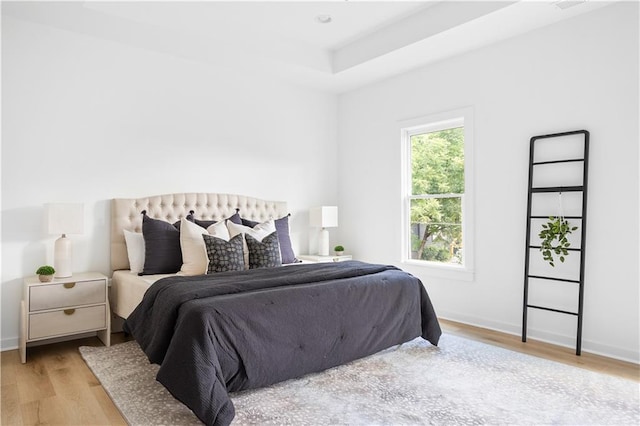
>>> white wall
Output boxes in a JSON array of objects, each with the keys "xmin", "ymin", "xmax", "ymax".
[
  {"xmin": 338, "ymin": 3, "xmax": 639, "ymax": 362},
  {"xmin": 1, "ymin": 16, "xmax": 338, "ymax": 349}
]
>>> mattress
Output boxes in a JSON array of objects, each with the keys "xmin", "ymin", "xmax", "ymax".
[
  {"xmin": 111, "ymin": 270, "xmax": 175, "ymax": 318},
  {"xmin": 112, "ymin": 263, "xmax": 305, "ymax": 319}
]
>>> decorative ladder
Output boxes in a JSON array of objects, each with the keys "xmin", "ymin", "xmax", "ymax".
[{"xmin": 522, "ymin": 129, "xmax": 589, "ymax": 355}]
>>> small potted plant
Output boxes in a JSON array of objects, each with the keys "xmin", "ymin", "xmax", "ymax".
[
  {"xmin": 334, "ymin": 245, "xmax": 345, "ymax": 256},
  {"xmin": 36, "ymin": 265, "xmax": 56, "ymax": 282}
]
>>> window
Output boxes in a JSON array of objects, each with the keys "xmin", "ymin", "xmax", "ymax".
[{"xmin": 401, "ymin": 108, "xmax": 474, "ymax": 277}]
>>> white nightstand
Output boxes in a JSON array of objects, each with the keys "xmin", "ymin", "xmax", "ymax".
[
  {"xmin": 298, "ymin": 254, "xmax": 353, "ymax": 263},
  {"xmin": 19, "ymin": 272, "xmax": 111, "ymax": 363}
]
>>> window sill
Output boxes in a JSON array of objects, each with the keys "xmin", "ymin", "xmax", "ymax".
[{"xmin": 401, "ymin": 260, "xmax": 475, "ymax": 282}]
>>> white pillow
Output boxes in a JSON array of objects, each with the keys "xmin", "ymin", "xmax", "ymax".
[
  {"xmin": 180, "ymin": 218, "xmax": 230, "ymax": 276},
  {"xmin": 123, "ymin": 229, "xmax": 145, "ymax": 274},
  {"xmin": 227, "ymin": 219, "xmax": 276, "ymax": 268}
]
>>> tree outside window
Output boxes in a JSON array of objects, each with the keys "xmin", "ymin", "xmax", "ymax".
[{"xmin": 409, "ymin": 127, "xmax": 464, "ymax": 264}]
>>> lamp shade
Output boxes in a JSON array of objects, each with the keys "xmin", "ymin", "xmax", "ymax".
[
  {"xmin": 46, "ymin": 203, "xmax": 84, "ymax": 235},
  {"xmin": 309, "ymin": 206, "xmax": 338, "ymax": 228}
]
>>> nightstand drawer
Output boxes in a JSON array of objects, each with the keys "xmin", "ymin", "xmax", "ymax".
[
  {"xmin": 20, "ymin": 272, "xmax": 111, "ymax": 363},
  {"xmin": 29, "ymin": 279, "xmax": 106, "ymax": 311},
  {"xmin": 29, "ymin": 305, "xmax": 106, "ymax": 340}
]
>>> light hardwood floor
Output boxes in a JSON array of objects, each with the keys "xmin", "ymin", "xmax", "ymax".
[{"xmin": 1, "ymin": 320, "xmax": 638, "ymax": 425}]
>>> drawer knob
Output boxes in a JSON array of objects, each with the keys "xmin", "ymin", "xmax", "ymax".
[
  {"xmin": 64, "ymin": 309, "xmax": 75, "ymax": 315},
  {"xmin": 63, "ymin": 282, "xmax": 76, "ymax": 289}
]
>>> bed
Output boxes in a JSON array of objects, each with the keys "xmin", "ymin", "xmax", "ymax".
[{"xmin": 111, "ymin": 192, "xmax": 441, "ymax": 426}]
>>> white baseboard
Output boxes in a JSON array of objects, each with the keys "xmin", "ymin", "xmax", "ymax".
[{"xmin": 438, "ymin": 310, "xmax": 640, "ymax": 364}]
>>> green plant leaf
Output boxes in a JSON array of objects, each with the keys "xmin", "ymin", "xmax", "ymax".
[{"xmin": 538, "ymin": 216, "xmax": 578, "ymax": 267}]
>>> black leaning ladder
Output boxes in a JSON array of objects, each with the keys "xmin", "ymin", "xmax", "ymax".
[{"xmin": 522, "ymin": 130, "xmax": 589, "ymax": 355}]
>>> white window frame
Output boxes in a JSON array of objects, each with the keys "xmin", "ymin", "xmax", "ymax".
[{"xmin": 400, "ymin": 107, "xmax": 475, "ymax": 281}]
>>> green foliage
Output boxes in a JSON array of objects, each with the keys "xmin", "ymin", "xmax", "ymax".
[
  {"xmin": 334, "ymin": 245, "xmax": 344, "ymax": 252},
  {"xmin": 423, "ymin": 245, "xmax": 451, "ymax": 262},
  {"xmin": 36, "ymin": 265, "xmax": 55, "ymax": 275},
  {"xmin": 538, "ymin": 217, "xmax": 578, "ymax": 267},
  {"xmin": 410, "ymin": 127, "xmax": 464, "ymax": 263},
  {"xmin": 411, "ymin": 128, "xmax": 464, "ymax": 195}
]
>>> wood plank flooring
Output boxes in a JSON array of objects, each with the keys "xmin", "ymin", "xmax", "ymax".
[
  {"xmin": 1, "ymin": 320, "xmax": 638, "ymax": 425},
  {"xmin": 1, "ymin": 334, "xmax": 130, "ymax": 425}
]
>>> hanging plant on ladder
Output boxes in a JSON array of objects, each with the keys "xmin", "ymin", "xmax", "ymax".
[
  {"xmin": 539, "ymin": 192, "xmax": 578, "ymax": 267},
  {"xmin": 539, "ymin": 216, "xmax": 578, "ymax": 267}
]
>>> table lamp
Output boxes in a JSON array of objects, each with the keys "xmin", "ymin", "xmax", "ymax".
[
  {"xmin": 46, "ymin": 203, "xmax": 84, "ymax": 278},
  {"xmin": 309, "ymin": 206, "xmax": 338, "ymax": 256}
]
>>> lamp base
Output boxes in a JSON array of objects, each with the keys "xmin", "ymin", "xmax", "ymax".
[
  {"xmin": 54, "ymin": 235, "xmax": 73, "ymax": 278},
  {"xmin": 318, "ymin": 228, "xmax": 330, "ymax": 256}
]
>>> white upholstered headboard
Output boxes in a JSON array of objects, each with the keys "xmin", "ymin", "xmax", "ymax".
[{"xmin": 111, "ymin": 193, "xmax": 288, "ymax": 271}]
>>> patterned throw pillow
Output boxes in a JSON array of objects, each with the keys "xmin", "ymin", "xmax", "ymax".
[
  {"xmin": 227, "ymin": 219, "xmax": 276, "ymax": 268},
  {"xmin": 203, "ymin": 234, "xmax": 245, "ymax": 273},
  {"xmin": 245, "ymin": 232, "xmax": 282, "ymax": 269}
]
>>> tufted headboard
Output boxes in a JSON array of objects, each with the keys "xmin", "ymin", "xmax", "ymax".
[{"xmin": 111, "ymin": 193, "xmax": 287, "ymax": 271}]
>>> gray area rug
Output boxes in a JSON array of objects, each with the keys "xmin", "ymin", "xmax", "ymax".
[{"xmin": 79, "ymin": 334, "xmax": 639, "ymax": 425}]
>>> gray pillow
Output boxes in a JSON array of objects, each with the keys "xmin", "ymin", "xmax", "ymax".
[
  {"xmin": 140, "ymin": 211, "xmax": 182, "ymax": 275},
  {"xmin": 241, "ymin": 215, "xmax": 297, "ymax": 264},
  {"xmin": 203, "ymin": 234, "xmax": 245, "ymax": 273},
  {"xmin": 246, "ymin": 231, "xmax": 282, "ymax": 269}
]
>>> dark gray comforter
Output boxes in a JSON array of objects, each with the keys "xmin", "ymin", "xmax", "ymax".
[{"xmin": 124, "ymin": 261, "xmax": 441, "ymax": 426}]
